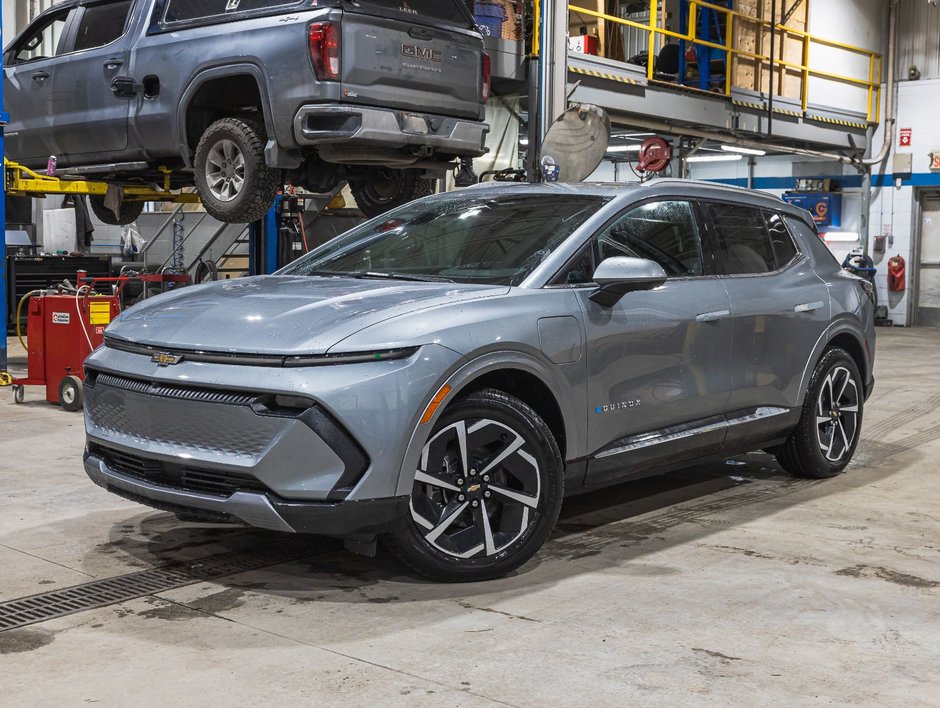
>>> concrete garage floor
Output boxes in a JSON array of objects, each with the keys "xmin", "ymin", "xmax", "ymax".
[{"xmin": 1, "ymin": 329, "xmax": 938, "ymax": 706}]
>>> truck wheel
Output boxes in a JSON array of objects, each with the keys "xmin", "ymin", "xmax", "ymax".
[
  {"xmin": 59, "ymin": 376, "xmax": 83, "ymax": 412},
  {"xmin": 384, "ymin": 389, "xmax": 564, "ymax": 582},
  {"xmin": 349, "ymin": 169, "xmax": 435, "ymax": 218},
  {"xmin": 88, "ymin": 195, "xmax": 145, "ymax": 226},
  {"xmin": 194, "ymin": 117, "xmax": 280, "ymax": 224}
]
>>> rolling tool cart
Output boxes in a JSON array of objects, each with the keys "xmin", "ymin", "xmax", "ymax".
[{"xmin": 1, "ymin": 271, "xmax": 188, "ymax": 410}]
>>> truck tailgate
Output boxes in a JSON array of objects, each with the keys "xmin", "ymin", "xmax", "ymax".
[{"xmin": 341, "ymin": 12, "xmax": 484, "ymax": 120}]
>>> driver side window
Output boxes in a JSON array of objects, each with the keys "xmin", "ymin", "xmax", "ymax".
[
  {"xmin": 596, "ymin": 200, "xmax": 704, "ymax": 279},
  {"xmin": 12, "ymin": 10, "xmax": 70, "ymax": 64}
]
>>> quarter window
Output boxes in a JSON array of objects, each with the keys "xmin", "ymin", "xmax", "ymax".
[
  {"xmin": 73, "ymin": 1, "xmax": 133, "ymax": 52},
  {"xmin": 595, "ymin": 201, "xmax": 704, "ymax": 278},
  {"xmin": 11, "ymin": 11, "xmax": 70, "ymax": 64},
  {"xmin": 764, "ymin": 211, "xmax": 799, "ymax": 268},
  {"xmin": 707, "ymin": 203, "xmax": 776, "ymax": 275}
]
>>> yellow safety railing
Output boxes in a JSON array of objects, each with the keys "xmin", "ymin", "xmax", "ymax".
[{"xmin": 564, "ymin": 1, "xmax": 882, "ymax": 123}]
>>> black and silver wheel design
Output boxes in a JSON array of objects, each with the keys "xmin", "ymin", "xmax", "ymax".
[
  {"xmin": 815, "ymin": 365, "xmax": 860, "ymax": 464},
  {"xmin": 777, "ymin": 347, "xmax": 864, "ymax": 479},
  {"xmin": 410, "ymin": 418, "xmax": 541, "ymax": 559},
  {"xmin": 387, "ymin": 389, "xmax": 563, "ymax": 582}
]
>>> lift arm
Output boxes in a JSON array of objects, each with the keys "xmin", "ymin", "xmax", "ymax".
[{"xmin": 4, "ymin": 158, "xmax": 200, "ymax": 204}]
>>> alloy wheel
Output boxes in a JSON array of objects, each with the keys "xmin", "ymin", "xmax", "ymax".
[
  {"xmin": 410, "ymin": 418, "xmax": 541, "ymax": 559},
  {"xmin": 815, "ymin": 366, "xmax": 860, "ymax": 463},
  {"xmin": 205, "ymin": 139, "xmax": 246, "ymax": 202}
]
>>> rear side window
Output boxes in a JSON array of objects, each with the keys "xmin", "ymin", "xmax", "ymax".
[
  {"xmin": 73, "ymin": 1, "xmax": 133, "ymax": 52},
  {"xmin": 764, "ymin": 211, "xmax": 799, "ymax": 268},
  {"xmin": 595, "ymin": 200, "xmax": 704, "ymax": 278},
  {"xmin": 707, "ymin": 203, "xmax": 776, "ymax": 275},
  {"xmin": 163, "ymin": 0, "xmax": 302, "ymax": 24}
]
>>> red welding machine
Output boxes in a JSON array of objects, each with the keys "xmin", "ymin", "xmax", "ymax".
[{"xmin": 12, "ymin": 290, "xmax": 120, "ymax": 410}]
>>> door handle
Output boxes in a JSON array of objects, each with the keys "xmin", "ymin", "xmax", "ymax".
[
  {"xmin": 104, "ymin": 59, "xmax": 124, "ymax": 70},
  {"xmin": 794, "ymin": 301, "xmax": 825, "ymax": 313},
  {"xmin": 695, "ymin": 309, "xmax": 730, "ymax": 323},
  {"xmin": 32, "ymin": 71, "xmax": 49, "ymax": 83}
]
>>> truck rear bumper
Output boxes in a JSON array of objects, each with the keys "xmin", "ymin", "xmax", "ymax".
[
  {"xmin": 293, "ymin": 105, "xmax": 488, "ymax": 157},
  {"xmin": 84, "ymin": 451, "xmax": 408, "ymax": 537}
]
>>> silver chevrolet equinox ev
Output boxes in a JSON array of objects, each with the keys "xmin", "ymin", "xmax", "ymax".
[{"xmin": 83, "ymin": 181, "xmax": 876, "ymax": 582}]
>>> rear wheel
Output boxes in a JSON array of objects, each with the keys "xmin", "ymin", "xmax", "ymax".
[
  {"xmin": 59, "ymin": 375, "xmax": 83, "ymax": 412},
  {"xmin": 385, "ymin": 389, "xmax": 564, "ymax": 582},
  {"xmin": 12, "ymin": 385, "xmax": 25, "ymax": 405},
  {"xmin": 776, "ymin": 348, "xmax": 863, "ymax": 478},
  {"xmin": 194, "ymin": 117, "xmax": 280, "ymax": 224},
  {"xmin": 88, "ymin": 194, "xmax": 145, "ymax": 226},
  {"xmin": 349, "ymin": 169, "xmax": 435, "ymax": 218}
]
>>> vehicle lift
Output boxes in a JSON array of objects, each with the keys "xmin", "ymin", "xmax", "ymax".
[{"xmin": 1, "ymin": 157, "xmax": 201, "ymax": 407}]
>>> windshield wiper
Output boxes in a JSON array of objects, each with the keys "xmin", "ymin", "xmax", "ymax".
[{"xmin": 350, "ymin": 271, "xmax": 455, "ymax": 283}]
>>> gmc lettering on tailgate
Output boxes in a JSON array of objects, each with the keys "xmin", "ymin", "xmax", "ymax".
[{"xmin": 401, "ymin": 44, "xmax": 443, "ymax": 63}]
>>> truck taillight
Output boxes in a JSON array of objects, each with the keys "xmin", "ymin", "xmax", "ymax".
[
  {"xmin": 482, "ymin": 53, "xmax": 492, "ymax": 103},
  {"xmin": 309, "ymin": 22, "xmax": 340, "ymax": 81}
]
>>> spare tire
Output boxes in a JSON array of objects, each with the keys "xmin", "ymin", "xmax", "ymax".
[
  {"xmin": 88, "ymin": 194, "xmax": 145, "ymax": 226},
  {"xmin": 349, "ymin": 169, "xmax": 435, "ymax": 218}
]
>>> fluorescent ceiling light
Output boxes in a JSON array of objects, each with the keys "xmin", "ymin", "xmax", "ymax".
[
  {"xmin": 824, "ymin": 231, "xmax": 860, "ymax": 242},
  {"xmin": 519, "ymin": 138, "xmax": 529, "ymax": 146},
  {"xmin": 721, "ymin": 144, "xmax": 767, "ymax": 156},
  {"xmin": 606, "ymin": 144, "xmax": 643, "ymax": 153},
  {"xmin": 686, "ymin": 154, "xmax": 743, "ymax": 163},
  {"xmin": 615, "ymin": 132, "xmax": 656, "ymax": 138}
]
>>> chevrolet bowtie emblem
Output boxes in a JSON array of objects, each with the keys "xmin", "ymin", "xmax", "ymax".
[
  {"xmin": 151, "ymin": 352, "xmax": 183, "ymax": 366},
  {"xmin": 466, "ymin": 484, "xmax": 481, "ymax": 493}
]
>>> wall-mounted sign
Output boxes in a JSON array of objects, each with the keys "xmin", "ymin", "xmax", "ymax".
[
  {"xmin": 899, "ymin": 127, "xmax": 913, "ymax": 148},
  {"xmin": 930, "ymin": 152, "xmax": 940, "ymax": 171}
]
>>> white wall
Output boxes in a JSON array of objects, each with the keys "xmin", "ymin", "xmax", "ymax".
[{"xmin": 806, "ymin": 0, "xmax": 884, "ymax": 117}]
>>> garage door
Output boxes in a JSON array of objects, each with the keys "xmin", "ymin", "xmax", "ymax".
[{"xmin": 919, "ymin": 196, "xmax": 940, "ymax": 327}]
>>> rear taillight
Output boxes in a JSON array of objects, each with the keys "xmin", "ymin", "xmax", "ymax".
[
  {"xmin": 482, "ymin": 53, "xmax": 491, "ymax": 103},
  {"xmin": 309, "ymin": 22, "xmax": 340, "ymax": 81}
]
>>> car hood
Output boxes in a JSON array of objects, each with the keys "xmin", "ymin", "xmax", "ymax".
[{"xmin": 107, "ymin": 276, "xmax": 510, "ymax": 355}]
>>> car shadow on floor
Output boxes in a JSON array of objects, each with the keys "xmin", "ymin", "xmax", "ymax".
[{"xmin": 94, "ymin": 438, "xmax": 917, "ymax": 614}]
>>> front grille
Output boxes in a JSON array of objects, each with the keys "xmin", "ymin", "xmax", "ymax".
[
  {"xmin": 91, "ymin": 372, "xmax": 257, "ymax": 406},
  {"xmin": 92, "ymin": 444, "xmax": 270, "ymax": 499}
]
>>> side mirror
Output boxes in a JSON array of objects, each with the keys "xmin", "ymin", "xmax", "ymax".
[{"xmin": 589, "ymin": 256, "xmax": 668, "ymax": 307}]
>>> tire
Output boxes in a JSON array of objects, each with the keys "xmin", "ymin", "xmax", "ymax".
[
  {"xmin": 59, "ymin": 375, "xmax": 83, "ymax": 412},
  {"xmin": 385, "ymin": 388, "xmax": 564, "ymax": 582},
  {"xmin": 776, "ymin": 347, "xmax": 863, "ymax": 479},
  {"xmin": 349, "ymin": 169, "xmax": 435, "ymax": 218},
  {"xmin": 12, "ymin": 385, "xmax": 25, "ymax": 405},
  {"xmin": 88, "ymin": 194, "xmax": 145, "ymax": 226},
  {"xmin": 194, "ymin": 117, "xmax": 280, "ymax": 224}
]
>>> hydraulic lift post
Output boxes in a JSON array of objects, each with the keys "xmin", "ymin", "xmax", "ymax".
[{"xmin": 1, "ymin": 7, "xmax": 8, "ymax": 371}]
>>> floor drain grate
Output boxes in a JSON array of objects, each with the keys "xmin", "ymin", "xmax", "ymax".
[{"xmin": 0, "ymin": 545, "xmax": 311, "ymax": 632}]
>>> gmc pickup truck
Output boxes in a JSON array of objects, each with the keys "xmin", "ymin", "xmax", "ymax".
[{"xmin": 2, "ymin": 0, "xmax": 490, "ymax": 223}]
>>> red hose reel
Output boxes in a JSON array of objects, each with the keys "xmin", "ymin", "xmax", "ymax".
[{"xmin": 887, "ymin": 254, "xmax": 906, "ymax": 292}]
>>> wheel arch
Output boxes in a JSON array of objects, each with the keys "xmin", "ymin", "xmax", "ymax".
[
  {"xmin": 394, "ymin": 350, "xmax": 577, "ymax": 498},
  {"xmin": 797, "ymin": 322, "xmax": 871, "ymax": 406},
  {"xmin": 177, "ymin": 65, "xmax": 277, "ymax": 168}
]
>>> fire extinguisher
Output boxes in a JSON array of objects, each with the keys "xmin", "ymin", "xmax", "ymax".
[{"xmin": 887, "ymin": 254, "xmax": 906, "ymax": 292}]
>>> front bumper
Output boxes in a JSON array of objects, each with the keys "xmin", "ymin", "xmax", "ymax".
[
  {"xmin": 293, "ymin": 104, "xmax": 488, "ymax": 157},
  {"xmin": 84, "ymin": 451, "xmax": 407, "ymax": 536}
]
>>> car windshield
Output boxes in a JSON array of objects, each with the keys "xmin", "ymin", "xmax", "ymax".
[{"xmin": 281, "ymin": 193, "xmax": 608, "ymax": 286}]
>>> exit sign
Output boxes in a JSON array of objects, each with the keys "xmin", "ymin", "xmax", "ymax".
[{"xmin": 899, "ymin": 127, "xmax": 912, "ymax": 148}]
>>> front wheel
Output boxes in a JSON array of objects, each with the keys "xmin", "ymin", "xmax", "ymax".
[
  {"xmin": 194, "ymin": 117, "xmax": 281, "ymax": 224},
  {"xmin": 776, "ymin": 347, "xmax": 863, "ymax": 478},
  {"xmin": 385, "ymin": 389, "xmax": 564, "ymax": 582},
  {"xmin": 349, "ymin": 169, "xmax": 435, "ymax": 218}
]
